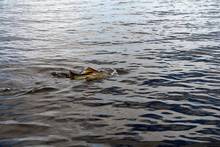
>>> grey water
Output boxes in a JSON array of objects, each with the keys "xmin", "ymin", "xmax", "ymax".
[{"xmin": 0, "ymin": 0, "xmax": 220, "ymax": 146}]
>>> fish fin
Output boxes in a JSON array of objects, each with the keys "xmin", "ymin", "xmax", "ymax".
[
  {"xmin": 83, "ymin": 67, "xmax": 99, "ymax": 75},
  {"xmin": 69, "ymin": 70, "xmax": 79, "ymax": 79}
]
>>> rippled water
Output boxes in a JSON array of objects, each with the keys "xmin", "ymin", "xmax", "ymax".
[{"xmin": 0, "ymin": 0, "xmax": 220, "ymax": 146}]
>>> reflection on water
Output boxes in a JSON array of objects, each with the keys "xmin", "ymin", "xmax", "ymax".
[{"xmin": 0, "ymin": 0, "xmax": 220, "ymax": 146}]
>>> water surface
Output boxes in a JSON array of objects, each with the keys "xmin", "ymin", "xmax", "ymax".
[{"xmin": 0, "ymin": 0, "xmax": 220, "ymax": 146}]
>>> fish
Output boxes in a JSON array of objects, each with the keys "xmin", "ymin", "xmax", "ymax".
[{"xmin": 51, "ymin": 67, "xmax": 111, "ymax": 81}]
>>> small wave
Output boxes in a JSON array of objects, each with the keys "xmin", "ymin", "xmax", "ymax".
[
  {"xmin": 0, "ymin": 120, "xmax": 50, "ymax": 139},
  {"xmin": 100, "ymin": 86, "xmax": 128, "ymax": 95},
  {"xmin": 25, "ymin": 87, "xmax": 58, "ymax": 94},
  {"xmin": 140, "ymin": 114, "xmax": 163, "ymax": 120},
  {"xmin": 142, "ymin": 78, "xmax": 170, "ymax": 86},
  {"xmin": 0, "ymin": 135, "xmax": 68, "ymax": 147},
  {"xmin": 126, "ymin": 123, "xmax": 196, "ymax": 131}
]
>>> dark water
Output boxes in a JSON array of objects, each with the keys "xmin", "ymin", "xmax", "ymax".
[{"xmin": 0, "ymin": 0, "xmax": 220, "ymax": 146}]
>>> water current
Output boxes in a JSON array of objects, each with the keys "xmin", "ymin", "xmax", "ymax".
[{"xmin": 0, "ymin": 0, "xmax": 220, "ymax": 146}]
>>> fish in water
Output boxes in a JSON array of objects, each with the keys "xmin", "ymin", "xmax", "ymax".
[{"xmin": 51, "ymin": 67, "xmax": 113, "ymax": 81}]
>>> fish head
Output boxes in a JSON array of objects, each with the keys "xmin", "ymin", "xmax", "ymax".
[{"xmin": 85, "ymin": 71, "xmax": 110, "ymax": 81}]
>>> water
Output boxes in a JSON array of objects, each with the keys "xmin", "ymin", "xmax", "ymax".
[{"xmin": 0, "ymin": 0, "xmax": 220, "ymax": 146}]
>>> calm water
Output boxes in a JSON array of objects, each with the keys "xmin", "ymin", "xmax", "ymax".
[{"xmin": 0, "ymin": 0, "xmax": 220, "ymax": 146}]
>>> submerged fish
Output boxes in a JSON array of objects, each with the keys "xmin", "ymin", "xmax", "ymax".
[{"xmin": 51, "ymin": 67, "xmax": 113, "ymax": 81}]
